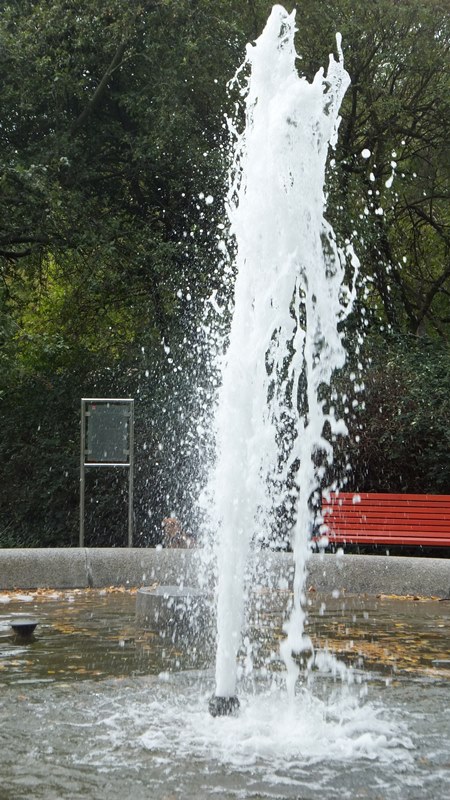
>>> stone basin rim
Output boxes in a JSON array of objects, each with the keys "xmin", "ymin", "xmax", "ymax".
[{"xmin": 0, "ymin": 548, "xmax": 448, "ymax": 598}]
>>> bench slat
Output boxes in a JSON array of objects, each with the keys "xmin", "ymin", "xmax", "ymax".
[
  {"xmin": 324, "ymin": 510, "xmax": 450, "ymax": 519},
  {"xmin": 325, "ymin": 528, "xmax": 448, "ymax": 538},
  {"xmin": 326, "ymin": 525, "xmax": 450, "ymax": 534},
  {"xmin": 325, "ymin": 492, "xmax": 450, "ymax": 501},
  {"xmin": 324, "ymin": 494, "xmax": 450, "ymax": 506},
  {"xmin": 325, "ymin": 516, "xmax": 450, "ymax": 528},
  {"xmin": 323, "ymin": 534, "xmax": 448, "ymax": 546}
]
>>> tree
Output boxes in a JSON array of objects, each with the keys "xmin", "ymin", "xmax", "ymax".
[
  {"xmin": 296, "ymin": 0, "xmax": 450, "ymax": 336},
  {"xmin": 0, "ymin": 0, "xmax": 279, "ymax": 545}
]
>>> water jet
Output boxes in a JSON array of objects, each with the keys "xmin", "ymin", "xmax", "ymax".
[{"xmin": 204, "ymin": 3, "xmax": 356, "ymax": 708}]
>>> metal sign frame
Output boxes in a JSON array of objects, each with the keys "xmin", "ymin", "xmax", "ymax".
[{"xmin": 80, "ymin": 398, "xmax": 134, "ymax": 547}]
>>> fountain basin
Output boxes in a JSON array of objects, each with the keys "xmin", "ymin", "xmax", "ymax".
[{"xmin": 0, "ymin": 588, "xmax": 449, "ymax": 799}]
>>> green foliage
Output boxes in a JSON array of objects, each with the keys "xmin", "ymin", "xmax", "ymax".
[
  {"xmin": 347, "ymin": 335, "xmax": 450, "ymax": 494},
  {"xmin": 323, "ymin": 0, "xmax": 450, "ymax": 336},
  {"xmin": 0, "ymin": 373, "xmax": 79, "ymax": 547}
]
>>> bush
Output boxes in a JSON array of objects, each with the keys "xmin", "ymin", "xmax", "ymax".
[{"xmin": 347, "ymin": 335, "xmax": 450, "ymax": 494}]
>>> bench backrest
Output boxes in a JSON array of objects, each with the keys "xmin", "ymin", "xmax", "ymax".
[{"xmin": 320, "ymin": 492, "xmax": 450, "ymax": 547}]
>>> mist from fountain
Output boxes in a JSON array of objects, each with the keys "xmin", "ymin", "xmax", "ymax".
[{"xmin": 204, "ymin": 5, "xmax": 359, "ymax": 705}]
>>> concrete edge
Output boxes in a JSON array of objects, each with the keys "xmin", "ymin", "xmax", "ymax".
[
  {"xmin": 0, "ymin": 548, "xmax": 199, "ymax": 591},
  {"xmin": 0, "ymin": 548, "xmax": 449, "ymax": 598}
]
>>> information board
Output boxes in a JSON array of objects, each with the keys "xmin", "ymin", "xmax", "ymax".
[{"xmin": 85, "ymin": 401, "xmax": 130, "ymax": 464}]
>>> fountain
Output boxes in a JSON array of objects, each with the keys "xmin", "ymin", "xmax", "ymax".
[
  {"xmin": 204, "ymin": 4, "xmax": 357, "ymax": 713},
  {"xmin": 1, "ymin": 7, "xmax": 449, "ymax": 799}
]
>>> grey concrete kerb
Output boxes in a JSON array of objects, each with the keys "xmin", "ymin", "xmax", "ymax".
[
  {"xmin": 0, "ymin": 548, "xmax": 449, "ymax": 598},
  {"xmin": 0, "ymin": 548, "xmax": 199, "ymax": 591}
]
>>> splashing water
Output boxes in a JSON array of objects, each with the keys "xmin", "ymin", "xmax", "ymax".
[{"xmin": 205, "ymin": 5, "xmax": 358, "ymax": 701}]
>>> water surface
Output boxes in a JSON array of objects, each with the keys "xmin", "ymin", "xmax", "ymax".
[{"xmin": 0, "ymin": 589, "xmax": 449, "ymax": 799}]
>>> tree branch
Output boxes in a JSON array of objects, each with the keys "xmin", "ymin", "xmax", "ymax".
[
  {"xmin": 416, "ymin": 264, "xmax": 450, "ymax": 331},
  {"xmin": 69, "ymin": 2, "xmax": 162, "ymax": 135},
  {"xmin": 0, "ymin": 235, "xmax": 49, "ymax": 246},
  {"xmin": 70, "ymin": 38, "xmax": 129, "ymax": 136},
  {"xmin": 0, "ymin": 248, "xmax": 33, "ymax": 261}
]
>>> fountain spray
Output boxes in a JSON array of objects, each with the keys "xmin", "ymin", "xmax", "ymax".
[{"xmin": 208, "ymin": 5, "xmax": 357, "ymax": 715}]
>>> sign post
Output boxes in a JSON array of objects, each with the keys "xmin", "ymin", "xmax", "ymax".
[{"xmin": 80, "ymin": 398, "xmax": 134, "ymax": 547}]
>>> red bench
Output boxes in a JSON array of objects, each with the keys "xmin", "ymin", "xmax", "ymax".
[{"xmin": 317, "ymin": 492, "xmax": 450, "ymax": 549}]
